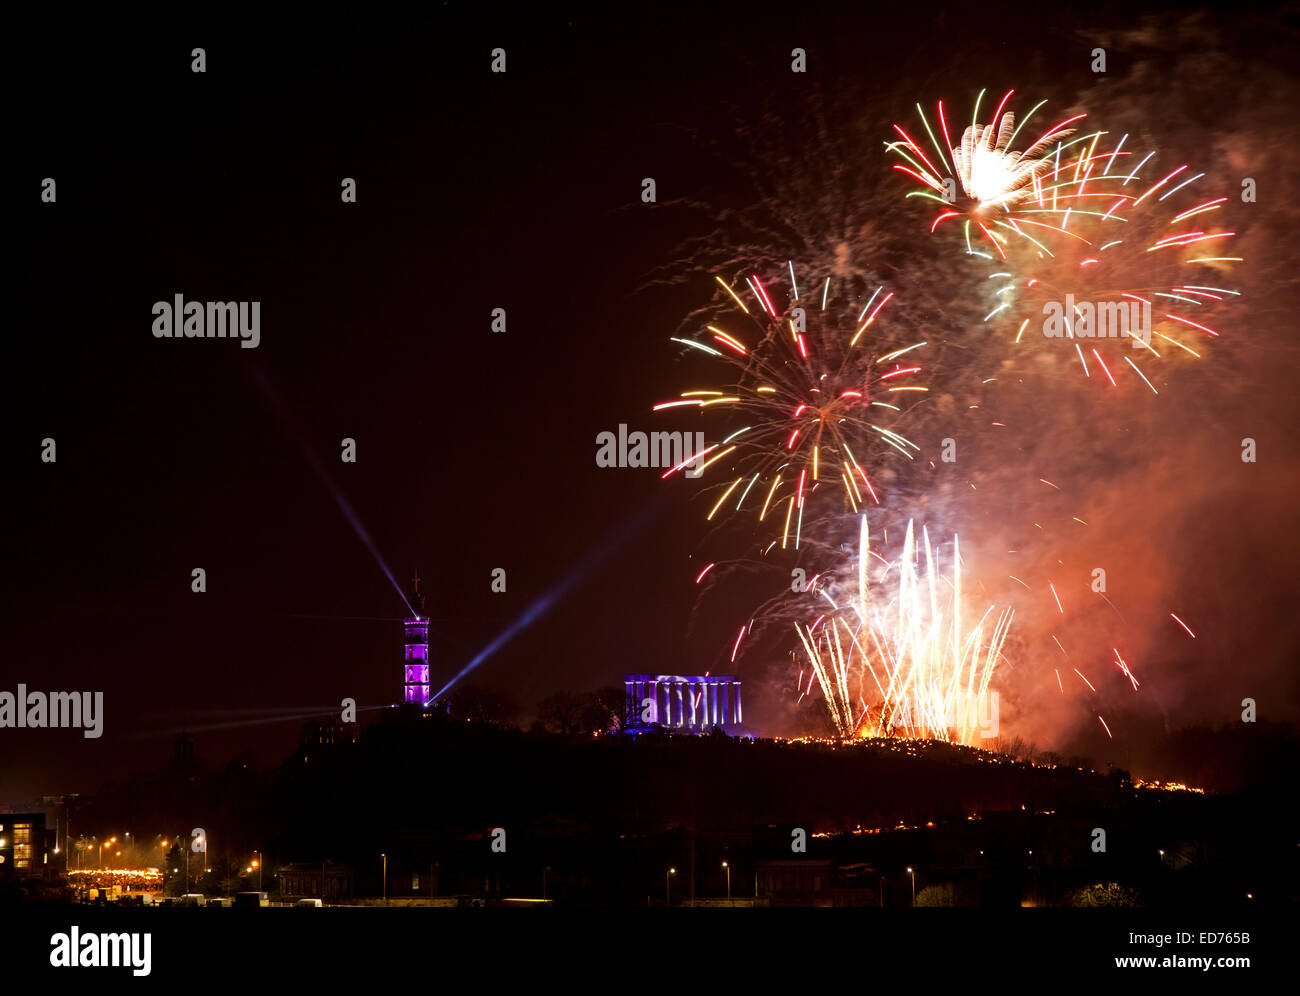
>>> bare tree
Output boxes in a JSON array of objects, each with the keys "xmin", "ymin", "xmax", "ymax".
[
  {"xmin": 537, "ymin": 691, "xmax": 587, "ymax": 734},
  {"xmin": 585, "ymin": 686, "xmax": 627, "ymax": 733},
  {"xmin": 451, "ymin": 684, "xmax": 521, "ymax": 727}
]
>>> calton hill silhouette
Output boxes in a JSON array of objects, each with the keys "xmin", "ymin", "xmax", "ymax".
[{"xmin": 39, "ymin": 697, "xmax": 1299, "ymax": 908}]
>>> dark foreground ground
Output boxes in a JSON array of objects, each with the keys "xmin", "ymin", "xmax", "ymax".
[{"xmin": 10, "ymin": 711, "xmax": 1296, "ymax": 910}]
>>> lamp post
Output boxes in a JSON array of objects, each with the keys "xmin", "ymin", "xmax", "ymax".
[
  {"xmin": 722, "ymin": 861, "xmax": 731, "ymax": 901},
  {"xmin": 666, "ymin": 867, "xmax": 676, "ymax": 907},
  {"xmin": 382, "ymin": 854, "xmax": 387, "ymax": 906},
  {"xmin": 907, "ymin": 866, "xmax": 915, "ymax": 905},
  {"xmin": 253, "ymin": 851, "xmax": 262, "ymax": 891}
]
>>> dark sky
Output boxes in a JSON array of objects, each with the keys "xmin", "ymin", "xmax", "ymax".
[{"xmin": 6, "ymin": 2, "xmax": 1297, "ymax": 801}]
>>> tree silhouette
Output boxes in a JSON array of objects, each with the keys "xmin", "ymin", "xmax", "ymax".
[{"xmin": 538, "ymin": 691, "xmax": 587, "ymax": 734}]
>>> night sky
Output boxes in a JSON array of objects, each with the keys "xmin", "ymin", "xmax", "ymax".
[{"xmin": 7, "ymin": 3, "xmax": 1298, "ymax": 801}]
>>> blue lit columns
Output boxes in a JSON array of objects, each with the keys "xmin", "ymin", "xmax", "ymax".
[{"xmin": 623, "ymin": 674, "xmax": 742, "ymax": 731}]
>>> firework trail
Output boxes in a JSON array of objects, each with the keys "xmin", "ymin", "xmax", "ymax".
[
  {"xmin": 792, "ymin": 514, "xmax": 1014, "ymax": 744},
  {"xmin": 875, "ymin": 89, "xmax": 1247, "ymax": 746},
  {"xmin": 656, "ymin": 263, "xmax": 928, "ymax": 552},
  {"xmin": 643, "ymin": 83, "xmax": 988, "ymax": 383},
  {"xmin": 887, "ymin": 89, "xmax": 1091, "ymax": 257},
  {"xmin": 647, "ymin": 93, "xmax": 1043, "ymax": 742},
  {"xmin": 642, "ymin": 86, "xmax": 994, "ymax": 642},
  {"xmin": 645, "ymin": 54, "xmax": 1285, "ymax": 749},
  {"xmin": 888, "ymin": 90, "xmax": 1242, "ymax": 393}
]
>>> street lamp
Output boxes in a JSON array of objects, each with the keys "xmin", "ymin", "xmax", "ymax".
[
  {"xmin": 253, "ymin": 851, "xmax": 262, "ymax": 891},
  {"xmin": 906, "ymin": 866, "xmax": 915, "ymax": 904},
  {"xmin": 381, "ymin": 853, "xmax": 387, "ymax": 906},
  {"xmin": 722, "ymin": 861, "xmax": 731, "ymax": 901},
  {"xmin": 666, "ymin": 867, "xmax": 676, "ymax": 907}
]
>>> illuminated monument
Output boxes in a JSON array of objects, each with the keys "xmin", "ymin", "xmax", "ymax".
[
  {"xmin": 402, "ymin": 573, "xmax": 431, "ymax": 705},
  {"xmin": 624, "ymin": 674, "xmax": 742, "ymax": 732}
]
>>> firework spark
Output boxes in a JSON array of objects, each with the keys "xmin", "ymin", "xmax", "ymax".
[
  {"xmin": 658, "ymin": 265, "xmax": 928, "ymax": 550},
  {"xmin": 794, "ymin": 515, "xmax": 1014, "ymax": 744},
  {"xmin": 887, "ymin": 90, "xmax": 1093, "ymax": 258},
  {"xmin": 889, "ymin": 90, "xmax": 1241, "ymax": 391},
  {"xmin": 987, "ymin": 145, "xmax": 1241, "ymax": 391}
]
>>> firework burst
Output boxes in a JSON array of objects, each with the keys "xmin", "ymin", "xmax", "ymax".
[
  {"xmin": 982, "ymin": 146, "xmax": 1241, "ymax": 393},
  {"xmin": 889, "ymin": 90, "xmax": 1241, "ymax": 391},
  {"xmin": 887, "ymin": 90, "xmax": 1094, "ymax": 258},
  {"xmin": 657, "ymin": 264, "xmax": 928, "ymax": 552}
]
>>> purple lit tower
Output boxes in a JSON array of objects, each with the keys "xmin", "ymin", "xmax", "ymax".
[{"xmin": 402, "ymin": 573, "xmax": 431, "ymax": 705}]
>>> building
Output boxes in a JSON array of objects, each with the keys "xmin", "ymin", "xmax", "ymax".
[
  {"xmin": 624, "ymin": 674, "xmax": 743, "ymax": 732},
  {"xmin": 278, "ymin": 861, "xmax": 354, "ymax": 902},
  {"xmin": 756, "ymin": 859, "xmax": 834, "ymax": 907},
  {"xmin": 298, "ymin": 715, "xmax": 358, "ymax": 751},
  {"xmin": 403, "ymin": 573, "xmax": 431, "ymax": 705},
  {"xmin": 0, "ymin": 813, "xmax": 59, "ymax": 881}
]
